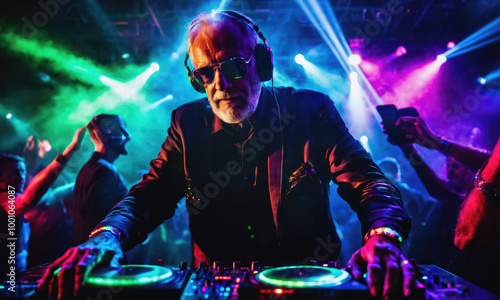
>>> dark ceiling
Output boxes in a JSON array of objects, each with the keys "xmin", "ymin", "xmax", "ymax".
[{"xmin": 2, "ymin": 0, "xmax": 499, "ymax": 65}]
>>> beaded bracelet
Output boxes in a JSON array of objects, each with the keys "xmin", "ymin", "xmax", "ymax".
[
  {"xmin": 89, "ymin": 225, "xmax": 122, "ymax": 242},
  {"xmin": 364, "ymin": 227, "xmax": 403, "ymax": 244}
]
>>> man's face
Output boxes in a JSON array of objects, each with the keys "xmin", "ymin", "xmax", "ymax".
[
  {"xmin": 107, "ymin": 127, "xmax": 130, "ymax": 155},
  {"xmin": 190, "ymin": 21, "xmax": 262, "ymax": 124},
  {"xmin": 0, "ymin": 162, "xmax": 26, "ymax": 193},
  {"xmin": 91, "ymin": 116, "xmax": 130, "ymax": 155},
  {"xmin": 446, "ymin": 157, "xmax": 473, "ymax": 193}
]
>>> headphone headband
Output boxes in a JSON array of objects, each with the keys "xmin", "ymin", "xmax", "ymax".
[{"xmin": 185, "ymin": 10, "xmax": 274, "ymax": 93}]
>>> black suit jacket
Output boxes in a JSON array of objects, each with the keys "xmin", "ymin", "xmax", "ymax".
[{"xmin": 98, "ymin": 86, "xmax": 410, "ymax": 265}]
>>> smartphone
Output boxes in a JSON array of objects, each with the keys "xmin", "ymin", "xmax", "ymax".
[{"xmin": 377, "ymin": 104, "xmax": 419, "ymax": 144}]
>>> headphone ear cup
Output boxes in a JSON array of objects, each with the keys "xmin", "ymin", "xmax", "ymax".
[
  {"xmin": 188, "ymin": 71, "xmax": 207, "ymax": 93},
  {"xmin": 254, "ymin": 43, "xmax": 273, "ymax": 82}
]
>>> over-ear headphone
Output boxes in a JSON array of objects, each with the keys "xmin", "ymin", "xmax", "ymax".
[{"xmin": 184, "ymin": 10, "xmax": 274, "ymax": 93}]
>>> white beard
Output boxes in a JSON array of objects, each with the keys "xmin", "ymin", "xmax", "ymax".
[{"xmin": 211, "ymin": 89, "xmax": 260, "ymax": 124}]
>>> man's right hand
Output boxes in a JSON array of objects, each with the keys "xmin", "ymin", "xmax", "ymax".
[{"xmin": 38, "ymin": 232, "xmax": 123, "ymax": 300}]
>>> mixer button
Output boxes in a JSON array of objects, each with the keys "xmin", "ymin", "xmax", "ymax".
[
  {"xmin": 233, "ymin": 261, "xmax": 241, "ymax": 269},
  {"xmin": 199, "ymin": 261, "xmax": 207, "ymax": 269},
  {"xmin": 180, "ymin": 261, "xmax": 188, "ymax": 270},
  {"xmin": 213, "ymin": 261, "xmax": 221, "ymax": 270},
  {"xmin": 251, "ymin": 261, "xmax": 260, "ymax": 271}
]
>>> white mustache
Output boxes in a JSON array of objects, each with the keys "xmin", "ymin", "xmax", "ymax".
[{"xmin": 213, "ymin": 91, "xmax": 244, "ymax": 102}]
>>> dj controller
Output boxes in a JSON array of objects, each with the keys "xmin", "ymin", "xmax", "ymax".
[{"xmin": 2, "ymin": 261, "xmax": 499, "ymax": 299}]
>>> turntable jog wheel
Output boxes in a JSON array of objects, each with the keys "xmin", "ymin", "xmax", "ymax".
[
  {"xmin": 256, "ymin": 266, "xmax": 351, "ymax": 287},
  {"xmin": 54, "ymin": 265, "xmax": 175, "ymax": 286}
]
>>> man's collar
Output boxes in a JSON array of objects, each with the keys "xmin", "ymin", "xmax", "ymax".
[{"xmin": 211, "ymin": 112, "xmax": 224, "ymax": 134}]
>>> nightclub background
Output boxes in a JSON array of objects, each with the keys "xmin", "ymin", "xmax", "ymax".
[{"xmin": 1, "ymin": 0, "xmax": 500, "ymax": 266}]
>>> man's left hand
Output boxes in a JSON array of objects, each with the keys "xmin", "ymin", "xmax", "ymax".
[{"xmin": 347, "ymin": 235, "xmax": 416, "ymax": 300}]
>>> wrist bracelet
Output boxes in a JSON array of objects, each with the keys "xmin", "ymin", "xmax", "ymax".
[
  {"xmin": 437, "ymin": 138, "xmax": 451, "ymax": 155},
  {"xmin": 55, "ymin": 154, "xmax": 67, "ymax": 165},
  {"xmin": 474, "ymin": 161, "xmax": 500, "ymax": 202},
  {"xmin": 364, "ymin": 227, "xmax": 403, "ymax": 244},
  {"xmin": 89, "ymin": 226, "xmax": 122, "ymax": 242}
]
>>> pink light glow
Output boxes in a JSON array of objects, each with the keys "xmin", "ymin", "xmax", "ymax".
[
  {"xmin": 359, "ymin": 60, "xmax": 381, "ymax": 80},
  {"xmin": 395, "ymin": 46, "xmax": 407, "ymax": 57},
  {"xmin": 447, "ymin": 41, "xmax": 456, "ymax": 49},
  {"xmin": 381, "ymin": 60, "xmax": 443, "ymax": 108}
]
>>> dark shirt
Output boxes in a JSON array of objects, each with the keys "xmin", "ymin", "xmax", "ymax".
[
  {"xmin": 73, "ymin": 152, "xmax": 127, "ymax": 245},
  {"xmin": 98, "ymin": 86, "xmax": 410, "ymax": 266}
]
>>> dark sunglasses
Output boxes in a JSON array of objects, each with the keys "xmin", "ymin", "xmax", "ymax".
[{"xmin": 192, "ymin": 52, "xmax": 254, "ymax": 85}]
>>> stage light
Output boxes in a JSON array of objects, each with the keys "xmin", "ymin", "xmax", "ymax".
[
  {"xmin": 121, "ymin": 53, "xmax": 130, "ymax": 59},
  {"xmin": 348, "ymin": 54, "xmax": 361, "ymax": 66},
  {"xmin": 360, "ymin": 135, "xmax": 368, "ymax": 144},
  {"xmin": 446, "ymin": 42, "xmax": 456, "ymax": 49},
  {"xmin": 40, "ymin": 140, "xmax": 52, "ymax": 152},
  {"xmin": 349, "ymin": 72, "xmax": 358, "ymax": 81},
  {"xmin": 141, "ymin": 94, "xmax": 174, "ymax": 112},
  {"xmin": 295, "ymin": 54, "xmax": 305, "ymax": 65},
  {"xmin": 171, "ymin": 52, "xmax": 180, "ymax": 60},
  {"xmin": 395, "ymin": 46, "xmax": 407, "ymax": 57},
  {"xmin": 443, "ymin": 15, "xmax": 500, "ymax": 58},
  {"xmin": 6, "ymin": 113, "xmax": 12, "ymax": 119},
  {"xmin": 478, "ymin": 77, "xmax": 486, "ymax": 85},
  {"xmin": 436, "ymin": 54, "xmax": 447, "ymax": 64},
  {"xmin": 150, "ymin": 62, "xmax": 160, "ymax": 72}
]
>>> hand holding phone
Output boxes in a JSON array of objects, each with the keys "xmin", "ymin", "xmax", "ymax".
[{"xmin": 377, "ymin": 104, "xmax": 420, "ymax": 145}]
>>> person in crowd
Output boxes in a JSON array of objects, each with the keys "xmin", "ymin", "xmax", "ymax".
[
  {"xmin": 384, "ymin": 115, "xmax": 497, "ymax": 292},
  {"xmin": 72, "ymin": 114, "xmax": 130, "ymax": 245},
  {"xmin": 455, "ymin": 136, "xmax": 500, "ymax": 251},
  {"xmin": 454, "ymin": 136, "xmax": 500, "ymax": 295},
  {"xmin": 21, "ymin": 135, "xmax": 75, "ymax": 268},
  {"xmin": 0, "ymin": 127, "xmax": 85, "ymax": 274}
]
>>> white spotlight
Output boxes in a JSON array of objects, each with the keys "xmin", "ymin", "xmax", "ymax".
[
  {"xmin": 295, "ymin": 54, "xmax": 305, "ymax": 65},
  {"xmin": 349, "ymin": 72, "xmax": 358, "ymax": 81},
  {"xmin": 348, "ymin": 54, "xmax": 362, "ymax": 66},
  {"xmin": 477, "ymin": 77, "xmax": 486, "ymax": 85},
  {"xmin": 150, "ymin": 62, "xmax": 160, "ymax": 72},
  {"xmin": 360, "ymin": 135, "xmax": 368, "ymax": 144},
  {"xmin": 6, "ymin": 113, "xmax": 12, "ymax": 119},
  {"xmin": 437, "ymin": 54, "xmax": 447, "ymax": 64}
]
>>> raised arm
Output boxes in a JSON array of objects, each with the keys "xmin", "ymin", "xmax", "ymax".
[
  {"xmin": 455, "ymin": 137, "xmax": 500, "ymax": 252},
  {"xmin": 0, "ymin": 127, "xmax": 85, "ymax": 216},
  {"xmin": 396, "ymin": 116, "xmax": 490, "ymax": 170}
]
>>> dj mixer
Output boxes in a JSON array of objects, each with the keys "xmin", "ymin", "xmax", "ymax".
[{"xmin": 2, "ymin": 261, "xmax": 499, "ymax": 299}]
